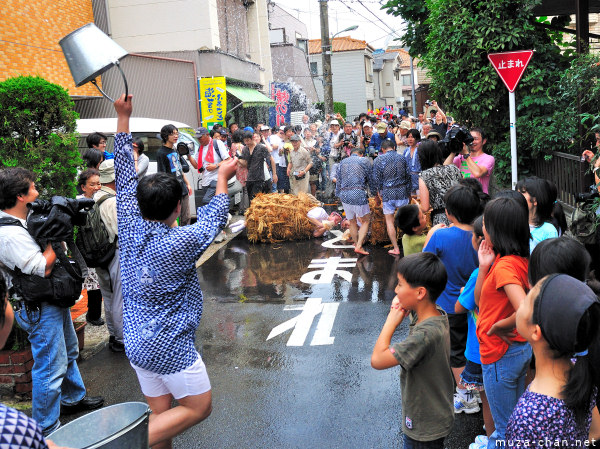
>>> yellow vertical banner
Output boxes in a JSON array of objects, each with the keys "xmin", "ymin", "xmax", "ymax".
[{"xmin": 199, "ymin": 77, "xmax": 227, "ymax": 128}]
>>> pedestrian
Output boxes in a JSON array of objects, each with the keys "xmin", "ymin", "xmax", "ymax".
[
  {"xmin": 395, "ymin": 204, "xmax": 429, "ymax": 256},
  {"xmin": 454, "ymin": 216, "xmax": 494, "ymax": 449},
  {"xmin": 423, "ymin": 184, "xmax": 481, "ymax": 414},
  {"xmin": 515, "ymin": 176, "xmax": 566, "ymax": 253},
  {"xmin": 93, "ymin": 160, "xmax": 125, "ymax": 352},
  {"xmin": 475, "ymin": 197, "xmax": 532, "ymax": 449},
  {"xmin": 286, "ymin": 135, "xmax": 312, "ymax": 195},
  {"xmin": 371, "ymin": 252, "xmax": 454, "ymax": 449},
  {"xmin": 86, "ymin": 132, "xmax": 112, "ymax": 161},
  {"xmin": 0, "ymin": 270, "xmax": 72, "ymax": 449},
  {"xmin": 506, "ymin": 274, "xmax": 600, "ymax": 446},
  {"xmin": 0, "ymin": 167, "xmax": 104, "ymax": 437},
  {"xmin": 195, "ymin": 127, "xmax": 230, "ymax": 207},
  {"xmin": 335, "ymin": 147, "xmax": 372, "ymax": 255},
  {"xmin": 403, "ymin": 129, "xmax": 421, "ymax": 194},
  {"xmin": 445, "ymin": 127, "xmax": 495, "ymax": 195},
  {"xmin": 112, "ymin": 94, "xmax": 238, "ymax": 449},
  {"xmin": 156, "ymin": 125, "xmax": 193, "ymax": 225},
  {"xmin": 76, "ymin": 169, "xmax": 105, "ymax": 327},
  {"xmin": 418, "ymin": 140, "xmax": 462, "ymax": 226},
  {"xmin": 371, "ymin": 139, "xmax": 411, "ymax": 256},
  {"xmin": 132, "ymin": 137, "xmax": 149, "ymax": 178},
  {"xmin": 238, "ymin": 130, "xmax": 277, "ymax": 203}
]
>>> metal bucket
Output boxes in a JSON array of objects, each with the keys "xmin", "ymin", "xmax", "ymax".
[{"xmin": 48, "ymin": 402, "xmax": 150, "ymax": 449}]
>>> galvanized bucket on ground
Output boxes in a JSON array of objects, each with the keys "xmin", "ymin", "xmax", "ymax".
[{"xmin": 48, "ymin": 402, "xmax": 150, "ymax": 449}]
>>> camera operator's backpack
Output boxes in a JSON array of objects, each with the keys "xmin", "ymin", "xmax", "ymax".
[
  {"xmin": 75, "ymin": 193, "xmax": 116, "ymax": 269},
  {"xmin": 570, "ymin": 200, "xmax": 598, "ymax": 244}
]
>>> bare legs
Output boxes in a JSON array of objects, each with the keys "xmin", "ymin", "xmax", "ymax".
[
  {"xmin": 146, "ymin": 390, "xmax": 212, "ymax": 449},
  {"xmin": 354, "ymin": 213, "xmax": 371, "ymax": 255},
  {"xmin": 384, "ymin": 213, "xmax": 400, "ymax": 255}
]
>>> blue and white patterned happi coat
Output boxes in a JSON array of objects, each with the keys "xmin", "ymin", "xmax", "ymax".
[{"xmin": 114, "ymin": 132, "xmax": 229, "ymax": 375}]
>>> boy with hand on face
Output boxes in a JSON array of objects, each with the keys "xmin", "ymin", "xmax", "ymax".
[{"xmin": 371, "ymin": 252, "xmax": 454, "ymax": 449}]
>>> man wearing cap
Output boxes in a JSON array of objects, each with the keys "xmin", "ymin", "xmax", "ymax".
[
  {"xmin": 157, "ymin": 125, "xmax": 193, "ymax": 225},
  {"xmin": 95, "ymin": 159, "xmax": 125, "ymax": 353},
  {"xmin": 334, "ymin": 122, "xmax": 359, "ymax": 160},
  {"xmin": 369, "ymin": 122, "xmax": 395, "ymax": 157},
  {"xmin": 195, "ymin": 126, "xmax": 231, "ymax": 205},
  {"xmin": 287, "ymin": 135, "xmax": 312, "ymax": 195},
  {"xmin": 395, "ymin": 120, "xmax": 411, "ymax": 154}
]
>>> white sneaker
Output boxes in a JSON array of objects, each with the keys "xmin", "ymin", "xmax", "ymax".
[
  {"xmin": 475, "ymin": 435, "xmax": 489, "ymax": 446},
  {"xmin": 469, "ymin": 443, "xmax": 486, "ymax": 449},
  {"xmin": 473, "ymin": 390, "xmax": 482, "ymax": 404},
  {"xmin": 454, "ymin": 392, "xmax": 481, "ymax": 414}
]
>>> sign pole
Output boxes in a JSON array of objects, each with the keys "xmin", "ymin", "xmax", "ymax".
[{"xmin": 509, "ymin": 90, "xmax": 518, "ymax": 189}]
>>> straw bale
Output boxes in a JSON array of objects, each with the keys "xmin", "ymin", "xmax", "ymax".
[
  {"xmin": 245, "ymin": 192, "xmax": 320, "ymax": 243},
  {"xmin": 367, "ymin": 197, "xmax": 432, "ymax": 246}
]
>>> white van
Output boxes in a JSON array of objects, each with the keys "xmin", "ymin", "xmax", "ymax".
[{"xmin": 76, "ymin": 118, "xmax": 242, "ymax": 219}]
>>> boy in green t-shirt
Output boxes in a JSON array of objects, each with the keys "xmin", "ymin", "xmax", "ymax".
[
  {"xmin": 395, "ymin": 204, "xmax": 428, "ymax": 256},
  {"xmin": 371, "ymin": 252, "xmax": 454, "ymax": 448}
]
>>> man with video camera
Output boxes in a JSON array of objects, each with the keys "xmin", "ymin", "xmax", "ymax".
[
  {"xmin": 443, "ymin": 127, "xmax": 495, "ymax": 194},
  {"xmin": 0, "ymin": 168, "xmax": 104, "ymax": 437},
  {"xmin": 334, "ymin": 122, "xmax": 359, "ymax": 160}
]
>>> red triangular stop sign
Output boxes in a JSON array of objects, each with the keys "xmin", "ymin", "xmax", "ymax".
[{"xmin": 488, "ymin": 50, "xmax": 533, "ymax": 92}]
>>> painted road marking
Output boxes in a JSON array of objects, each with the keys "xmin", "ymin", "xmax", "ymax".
[
  {"xmin": 300, "ymin": 257, "xmax": 357, "ymax": 284},
  {"xmin": 321, "ymin": 230, "xmax": 355, "ymax": 249},
  {"xmin": 267, "ymin": 297, "xmax": 339, "ymax": 346}
]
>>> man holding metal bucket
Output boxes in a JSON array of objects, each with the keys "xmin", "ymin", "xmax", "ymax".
[{"xmin": 112, "ymin": 94, "xmax": 237, "ymax": 448}]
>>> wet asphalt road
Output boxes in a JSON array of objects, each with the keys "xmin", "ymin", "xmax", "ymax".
[{"xmin": 75, "ymin": 233, "xmax": 483, "ymax": 448}]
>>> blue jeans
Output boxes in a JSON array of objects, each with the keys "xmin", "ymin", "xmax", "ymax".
[
  {"xmin": 482, "ymin": 342, "xmax": 532, "ymax": 449},
  {"xmin": 15, "ymin": 303, "xmax": 87, "ymax": 435}
]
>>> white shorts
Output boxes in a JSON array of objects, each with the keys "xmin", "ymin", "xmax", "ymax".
[
  {"xmin": 382, "ymin": 198, "xmax": 409, "ymax": 215},
  {"xmin": 131, "ymin": 354, "xmax": 211, "ymax": 399},
  {"xmin": 342, "ymin": 203, "xmax": 371, "ymax": 220}
]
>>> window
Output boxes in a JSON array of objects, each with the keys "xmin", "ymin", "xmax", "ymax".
[
  {"xmin": 297, "ymin": 38, "xmax": 308, "ymax": 54},
  {"xmin": 402, "ymin": 74, "xmax": 412, "ymax": 86},
  {"xmin": 395, "ymin": 71, "xmax": 399, "ymax": 81},
  {"xmin": 365, "ymin": 56, "xmax": 373, "ymax": 82},
  {"xmin": 310, "ymin": 62, "xmax": 318, "ymax": 76}
]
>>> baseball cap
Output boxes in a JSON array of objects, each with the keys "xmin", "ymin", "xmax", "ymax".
[
  {"xmin": 289, "ymin": 135, "xmax": 301, "ymax": 142},
  {"xmin": 330, "ymin": 119, "xmax": 340, "ymax": 126},
  {"xmin": 400, "ymin": 120, "xmax": 411, "ymax": 130},
  {"xmin": 363, "ymin": 121, "xmax": 373, "ymax": 128},
  {"xmin": 260, "ymin": 125, "xmax": 270, "ymax": 131},
  {"xmin": 376, "ymin": 122, "xmax": 388, "ymax": 133},
  {"xmin": 98, "ymin": 159, "xmax": 115, "ymax": 184},
  {"xmin": 195, "ymin": 127, "xmax": 209, "ymax": 138}
]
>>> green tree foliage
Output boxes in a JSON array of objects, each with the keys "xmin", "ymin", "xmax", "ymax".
[
  {"xmin": 381, "ymin": 0, "xmax": 573, "ymax": 186},
  {"xmin": 314, "ymin": 101, "xmax": 347, "ymax": 119},
  {"xmin": 0, "ymin": 76, "xmax": 81, "ymax": 198}
]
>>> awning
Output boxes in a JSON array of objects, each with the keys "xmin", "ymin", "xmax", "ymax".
[{"xmin": 227, "ymin": 85, "xmax": 275, "ymax": 108}]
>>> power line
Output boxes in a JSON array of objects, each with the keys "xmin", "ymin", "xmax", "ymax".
[{"xmin": 354, "ymin": 0, "xmax": 402, "ymax": 38}]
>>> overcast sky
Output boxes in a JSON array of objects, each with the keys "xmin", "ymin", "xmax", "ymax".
[{"xmin": 271, "ymin": 0, "xmax": 405, "ymax": 50}]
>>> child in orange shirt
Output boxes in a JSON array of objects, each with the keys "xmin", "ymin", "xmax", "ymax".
[{"xmin": 475, "ymin": 197, "xmax": 532, "ymax": 449}]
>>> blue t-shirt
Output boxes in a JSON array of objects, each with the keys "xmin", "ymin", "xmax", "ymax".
[
  {"xmin": 457, "ymin": 268, "xmax": 480, "ymax": 364},
  {"xmin": 424, "ymin": 226, "xmax": 479, "ymax": 314},
  {"xmin": 529, "ymin": 222, "xmax": 558, "ymax": 254}
]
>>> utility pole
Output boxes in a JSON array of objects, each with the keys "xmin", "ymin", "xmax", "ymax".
[{"xmin": 319, "ymin": 0, "xmax": 334, "ymax": 116}]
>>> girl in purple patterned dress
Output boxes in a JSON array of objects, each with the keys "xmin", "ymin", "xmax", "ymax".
[{"xmin": 507, "ymin": 274, "xmax": 600, "ymax": 447}]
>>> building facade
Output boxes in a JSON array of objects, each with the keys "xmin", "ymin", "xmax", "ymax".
[
  {"xmin": 268, "ymin": 3, "xmax": 318, "ymax": 103},
  {"xmin": 308, "ymin": 37, "xmax": 375, "ymax": 118}
]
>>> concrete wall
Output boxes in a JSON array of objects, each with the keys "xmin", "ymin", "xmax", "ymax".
[
  {"xmin": 0, "ymin": 0, "xmax": 98, "ymax": 96},
  {"xmin": 217, "ymin": 0, "xmax": 250, "ymax": 58},
  {"xmin": 247, "ymin": 0, "xmax": 274, "ymax": 89},
  {"xmin": 309, "ymin": 50, "xmax": 373, "ymax": 117},
  {"xmin": 107, "ymin": 0, "xmax": 221, "ymax": 52},
  {"xmin": 271, "ymin": 44, "xmax": 318, "ymax": 102},
  {"xmin": 269, "ymin": 4, "xmax": 308, "ymax": 44}
]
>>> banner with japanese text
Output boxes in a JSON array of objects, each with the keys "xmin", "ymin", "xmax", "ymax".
[
  {"xmin": 199, "ymin": 77, "xmax": 226, "ymax": 129},
  {"xmin": 268, "ymin": 82, "xmax": 292, "ymax": 128}
]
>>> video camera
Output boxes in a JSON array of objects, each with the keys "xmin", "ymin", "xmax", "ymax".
[
  {"xmin": 438, "ymin": 126, "xmax": 474, "ymax": 156},
  {"xmin": 28, "ymin": 196, "xmax": 94, "ymax": 246}
]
